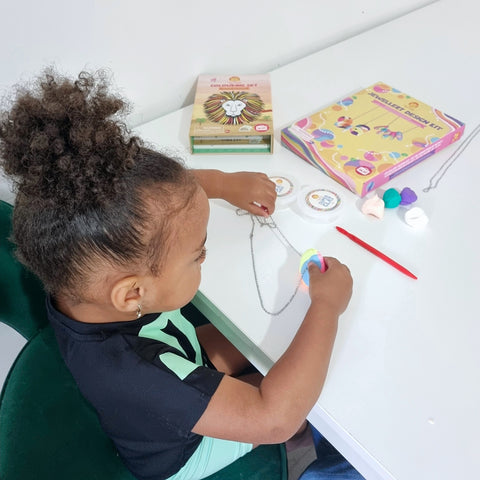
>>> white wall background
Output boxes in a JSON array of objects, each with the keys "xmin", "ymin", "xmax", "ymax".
[
  {"xmin": 0, "ymin": 0, "xmax": 435, "ymax": 384},
  {"xmin": 1, "ymin": 0, "xmax": 435, "ymax": 126}
]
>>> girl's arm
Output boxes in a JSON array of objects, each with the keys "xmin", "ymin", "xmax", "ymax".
[
  {"xmin": 192, "ymin": 257, "xmax": 352, "ymax": 444},
  {"xmin": 193, "ymin": 169, "xmax": 277, "ymax": 217}
]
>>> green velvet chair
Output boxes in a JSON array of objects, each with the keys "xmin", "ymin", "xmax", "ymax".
[{"xmin": 0, "ymin": 199, "xmax": 287, "ymax": 480}]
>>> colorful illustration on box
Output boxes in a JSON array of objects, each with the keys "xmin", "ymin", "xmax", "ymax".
[
  {"xmin": 281, "ymin": 82, "xmax": 465, "ymax": 196},
  {"xmin": 204, "ymin": 91, "xmax": 264, "ymax": 125}
]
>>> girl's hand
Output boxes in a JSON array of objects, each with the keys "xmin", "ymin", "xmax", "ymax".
[
  {"xmin": 193, "ymin": 255, "xmax": 353, "ymax": 445},
  {"xmin": 220, "ymin": 171, "xmax": 277, "ymax": 217},
  {"xmin": 193, "ymin": 169, "xmax": 277, "ymax": 216},
  {"xmin": 308, "ymin": 257, "xmax": 353, "ymax": 316}
]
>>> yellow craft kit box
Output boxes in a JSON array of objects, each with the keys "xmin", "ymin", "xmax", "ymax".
[
  {"xmin": 189, "ymin": 74, "xmax": 274, "ymax": 154},
  {"xmin": 281, "ymin": 82, "xmax": 465, "ymax": 196}
]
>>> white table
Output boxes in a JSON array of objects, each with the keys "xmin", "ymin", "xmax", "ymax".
[{"xmin": 136, "ymin": 2, "xmax": 480, "ymax": 478}]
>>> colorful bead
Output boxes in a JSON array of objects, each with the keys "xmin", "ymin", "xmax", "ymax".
[
  {"xmin": 299, "ymin": 249, "xmax": 326, "ymax": 286},
  {"xmin": 383, "ymin": 188, "xmax": 402, "ymax": 208},
  {"xmin": 399, "ymin": 187, "xmax": 418, "ymax": 206},
  {"xmin": 404, "ymin": 207, "xmax": 429, "ymax": 228},
  {"xmin": 361, "ymin": 194, "xmax": 385, "ymax": 219}
]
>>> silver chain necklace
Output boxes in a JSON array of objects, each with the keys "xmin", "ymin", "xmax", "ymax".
[
  {"xmin": 236, "ymin": 209, "xmax": 303, "ymax": 316},
  {"xmin": 423, "ymin": 122, "xmax": 480, "ymax": 193}
]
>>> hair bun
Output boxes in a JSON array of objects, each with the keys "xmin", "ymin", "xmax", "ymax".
[{"xmin": 0, "ymin": 68, "xmax": 141, "ymax": 212}]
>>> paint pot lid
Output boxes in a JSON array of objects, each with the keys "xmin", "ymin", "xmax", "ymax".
[
  {"xmin": 296, "ymin": 185, "xmax": 344, "ymax": 222},
  {"xmin": 269, "ymin": 173, "xmax": 299, "ymax": 209}
]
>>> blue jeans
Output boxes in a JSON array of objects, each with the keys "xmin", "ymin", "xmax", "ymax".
[{"xmin": 299, "ymin": 426, "xmax": 365, "ymax": 479}]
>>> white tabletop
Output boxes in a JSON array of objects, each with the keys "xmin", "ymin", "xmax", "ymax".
[{"xmin": 136, "ymin": 2, "xmax": 480, "ymax": 479}]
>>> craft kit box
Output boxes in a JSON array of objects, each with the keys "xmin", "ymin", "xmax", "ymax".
[
  {"xmin": 281, "ymin": 82, "xmax": 465, "ymax": 196},
  {"xmin": 189, "ymin": 74, "xmax": 274, "ymax": 154}
]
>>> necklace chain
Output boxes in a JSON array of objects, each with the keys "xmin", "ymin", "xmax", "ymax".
[
  {"xmin": 423, "ymin": 123, "xmax": 480, "ymax": 193},
  {"xmin": 236, "ymin": 209, "xmax": 302, "ymax": 316}
]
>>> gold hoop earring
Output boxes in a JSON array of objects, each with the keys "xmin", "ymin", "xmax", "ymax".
[{"xmin": 136, "ymin": 304, "xmax": 142, "ymax": 319}]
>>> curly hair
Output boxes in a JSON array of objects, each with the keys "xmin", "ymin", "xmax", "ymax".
[{"xmin": 0, "ymin": 69, "xmax": 197, "ymax": 301}]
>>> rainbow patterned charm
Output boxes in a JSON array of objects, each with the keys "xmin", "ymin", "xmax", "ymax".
[{"xmin": 299, "ymin": 248, "xmax": 327, "ymax": 286}]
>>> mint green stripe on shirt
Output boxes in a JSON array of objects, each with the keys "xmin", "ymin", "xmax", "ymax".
[
  {"xmin": 158, "ymin": 352, "xmax": 198, "ymax": 380},
  {"xmin": 138, "ymin": 310, "xmax": 204, "ymax": 377},
  {"xmin": 139, "ymin": 312, "xmax": 188, "ymax": 358}
]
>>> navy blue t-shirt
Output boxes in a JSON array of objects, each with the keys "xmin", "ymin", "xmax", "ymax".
[{"xmin": 47, "ymin": 296, "xmax": 225, "ymax": 480}]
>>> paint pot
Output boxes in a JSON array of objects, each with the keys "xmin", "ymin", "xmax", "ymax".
[{"xmin": 296, "ymin": 186, "xmax": 344, "ymax": 222}]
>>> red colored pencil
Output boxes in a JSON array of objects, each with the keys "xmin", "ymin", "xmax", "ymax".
[{"xmin": 335, "ymin": 226, "xmax": 417, "ymax": 280}]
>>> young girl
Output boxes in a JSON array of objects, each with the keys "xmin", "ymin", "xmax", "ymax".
[{"xmin": 0, "ymin": 70, "xmax": 355, "ymax": 480}]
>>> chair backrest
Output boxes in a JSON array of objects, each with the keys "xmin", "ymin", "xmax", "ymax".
[
  {"xmin": 0, "ymin": 199, "xmax": 48, "ymax": 339},
  {"xmin": 0, "ymin": 324, "xmax": 138, "ymax": 480}
]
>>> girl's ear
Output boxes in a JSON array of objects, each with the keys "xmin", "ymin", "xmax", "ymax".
[{"xmin": 111, "ymin": 276, "xmax": 145, "ymax": 316}]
